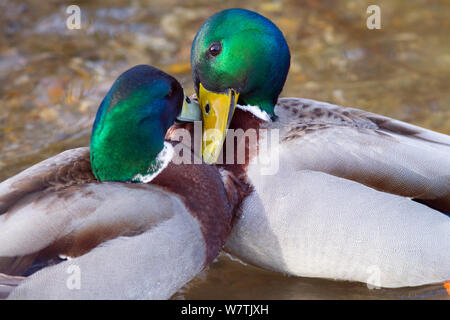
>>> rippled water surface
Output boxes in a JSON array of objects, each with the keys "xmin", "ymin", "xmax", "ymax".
[{"xmin": 0, "ymin": 0, "xmax": 449, "ymax": 299}]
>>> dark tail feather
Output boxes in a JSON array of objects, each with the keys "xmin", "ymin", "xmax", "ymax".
[{"xmin": 413, "ymin": 197, "xmax": 450, "ymax": 216}]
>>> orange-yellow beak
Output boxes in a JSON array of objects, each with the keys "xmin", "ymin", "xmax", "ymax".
[{"xmin": 198, "ymin": 83, "xmax": 239, "ymax": 164}]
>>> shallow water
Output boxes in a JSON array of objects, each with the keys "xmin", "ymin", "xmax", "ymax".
[{"xmin": 0, "ymin": 0, "xmax": 448, "ymax": 299}]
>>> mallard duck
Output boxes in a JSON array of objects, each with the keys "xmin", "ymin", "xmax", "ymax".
[
  {"xmin": 0, "ymin": 65, "xmax": 243, "ymax": 299},
  {"xmin": 190, "ymin": 8, "xmax": 450, "ymax": 288}
]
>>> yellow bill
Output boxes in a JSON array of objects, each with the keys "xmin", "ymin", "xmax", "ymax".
[{"xmin": 198, "ymin": 83, "xmax": 239, "ymax": 164}]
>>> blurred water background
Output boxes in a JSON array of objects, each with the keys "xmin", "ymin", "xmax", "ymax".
[{"xmin": 0, "ymin": 0, "xmax": 449, "ymax": 299}]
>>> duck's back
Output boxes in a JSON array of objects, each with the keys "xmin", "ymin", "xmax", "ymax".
[{"xmin": 274, "ymin": 97, "xmax": 450, "ymax": 213}]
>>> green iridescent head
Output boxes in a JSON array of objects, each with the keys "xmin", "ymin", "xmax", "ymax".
[
  {"xmin": 90, "ymin": 65, "xmax": 199, "ymax": 182},
  {"xmin": 190, "ymin": 8, "xmax": 290, "ymax": 163},
  {"xmin": 191, "ymin": 8, "xmax": 290, "ymax": 115}
]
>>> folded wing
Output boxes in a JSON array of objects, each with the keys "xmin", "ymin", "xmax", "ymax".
[{"xmin": 276, "ymin": 98, "xmax": 450, "ymax": 214}]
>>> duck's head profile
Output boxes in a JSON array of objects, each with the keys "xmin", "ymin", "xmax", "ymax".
[
  {"xmin": 191, "ymin": 8, "xmax": 290, "ymax": 163},
  {"xmin": 90, "ymin": 65, "xmax": 200, "ymax": 182}
]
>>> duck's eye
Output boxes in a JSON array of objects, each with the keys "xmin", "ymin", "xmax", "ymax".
[
  {"xmin": 185, "ymin": 96, "xmax": 191, "ymax": 104},
  {"xmin": 208, "ymin": 42, "xmax": 222, "ymax": 57},
  {"xmin": 205, "ymin": 103, "xmax": 210, "ymax": 114}
]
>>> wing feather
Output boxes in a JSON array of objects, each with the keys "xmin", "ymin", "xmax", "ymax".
[
  {"xmin": 0, "ymin": 147, "xmax": 95, "ymax": 216},
  {"xmin": 0, "ymin": 148, "xmax": 177, "ymax": 275},
  {"xmin": 275, "ymin": 98, "xmax": 450, "ymax": 213}
]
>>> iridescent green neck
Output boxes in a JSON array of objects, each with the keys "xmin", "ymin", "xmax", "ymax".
[
  {"xmin": 191, "ymin": 8, "xmax": 290, "ymax": 117},
  {"xmin": 90, "ymin": 65, "xmax": 183, "ymax": 182}
]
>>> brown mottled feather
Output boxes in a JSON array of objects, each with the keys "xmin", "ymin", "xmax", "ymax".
[
  {"xmin": 0, "ymin": 148, "xmax": 96, "ymax": 217},
  {"xmin": 36, "ymin": 215, "xmax": 168, "ymax": 262},
  {"xmin": 225, "ymin": 97, "xmax": 450, "ymax": 214},
  {"xmin": 0, "ymin": 256, "xmax": 37, "ymax": 276}
]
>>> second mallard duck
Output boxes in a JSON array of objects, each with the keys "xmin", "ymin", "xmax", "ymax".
[
  {"xmin": 0, "ymin": 65, "xmax": 243, "ymax": 299},
  {"xmin": 191, "ymin": 8, "xmax": 450, "ymax": 288}
]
